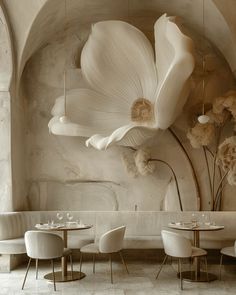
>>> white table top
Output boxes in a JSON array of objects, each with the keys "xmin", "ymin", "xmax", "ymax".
[
  {"xmin": 168, "ymin": 222, "xmax": 224, "ymax": 231},
  {"xmin": 35, "ymin": 223, "xmax": 92, "ymax": 231}
]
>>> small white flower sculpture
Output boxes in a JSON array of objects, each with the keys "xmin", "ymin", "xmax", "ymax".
[{"xmin": 49, "ymin": 14, "xmax": 195, "ymax": 150}]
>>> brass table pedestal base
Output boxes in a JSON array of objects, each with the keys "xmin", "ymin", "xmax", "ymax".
[
  {"xmin": 179, "ymin": 271, "xmax": 217, "ymax": 282},
  {"xmin": 44, "ymin": 271, "xmax": 85, "ymax": 282}
]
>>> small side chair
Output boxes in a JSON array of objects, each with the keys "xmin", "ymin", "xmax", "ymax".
[
  {"xmin": 22, "ymin": 230, "xmax": 73, "ymax": 291},
  {"xmin": 219, "ymin": 241, "xmax": 236, "ymax": 279},
  {"xmin": 156, "ymin": 230, "xmax": 208, "ymax": 290},
  {"xmin": 79, "ymin": 225, "xmax": 129, "ymax": 283}
]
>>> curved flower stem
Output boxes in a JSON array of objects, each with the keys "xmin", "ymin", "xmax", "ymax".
[
  {"xmin": 150, "ymin": 159, "xmax": 183, "ymax": 211},
  {"xmin": 213, "ymin": 171, "xmax": 228, "ymax": 211},
  {"xmin": 202, "ymin": 146, "xmax": 213, "ymax": 205},
  {"xmin": 169, "ymin": 128, "xmax": 200, "ymax": 208},
  {"xmin": 205, "ymin": 145, "xmax": 224, "ymax": 211},
  {"xmin": 214, "ymin": 182, "xmax": 227, "ymax": 211}
]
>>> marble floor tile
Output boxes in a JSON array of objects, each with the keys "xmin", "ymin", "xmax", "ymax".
[{"xmin": 0, "ymin": 261, "xmax": 236, "ymax": 294}]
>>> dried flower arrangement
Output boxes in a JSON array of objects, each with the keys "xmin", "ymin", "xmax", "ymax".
[{"xmin": 187, "ymin": 90, "xmax": 236, "ymax": 210}]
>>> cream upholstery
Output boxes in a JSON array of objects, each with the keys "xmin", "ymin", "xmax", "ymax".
[
  {"xmin": 0, "ymin": 238, "xmax": 26, "ymax": 254},
  {"xmin": 0, "ymin": 210, "xmax": 236, "ymax": 267},
  {"xmin": 0, "ymin": 211, "xmax": 95, "ymax": 257},
  {"xmin": 220, "ymin": 240, "xmax": 236, "ymax": 279},
  {"xmin": 80, "ymin": 243, "xmax": 99, "ymax": 254},
  {"xmin": 99, "ymin": 226, "xmax": 126, "ymax": 253},
  {"xmin": 80, "ymin": 226, "xmax": 128, "ymax": 283},
  {"xmin": 161, "ymin": 230, "xmax": 207, "ymax": 258},
  {"xmin": 25, "ymin": 231, "xmax": 65, "ymax": 259},
  {"xmin": 22, "ymin": 231, "xmax": 73, "ymax": 291},
  {"xmin": 156, "ymin": 230, "xmax": 208, "ymax": 290}
]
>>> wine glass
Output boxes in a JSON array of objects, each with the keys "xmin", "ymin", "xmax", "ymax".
[
  {"xmin": 202, "ymin": 213, "xmax": 211, "ymax": 226},
  {"xmin": 191, "ymin": 213, "xmax": 198, "ymax": 227},
  {"xmin": 66, "ymin": 212, "xmax": 73, "ymax": 221},
  {"xmin": 56, "ymin": 212, "xmax": 63, "ymax": 224}
]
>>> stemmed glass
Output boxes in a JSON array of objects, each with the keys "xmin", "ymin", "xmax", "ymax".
[
  {"xmin": 191, "ymin": 213, "xmax": 198, "ymax": 227},
  {"xmin": 66, "ymin": 212, "xmax": 73, "ymax": 221},
  {"xmin": 56, "ymin": 212, "xmax": 64, "ymax": 225}
]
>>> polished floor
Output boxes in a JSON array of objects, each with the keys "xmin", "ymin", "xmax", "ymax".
[{"xmin": 0, "ymin": 260, "xmax": 236, "ymax": 294}]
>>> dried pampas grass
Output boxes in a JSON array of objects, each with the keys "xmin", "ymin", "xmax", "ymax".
[
  {"xmin": 227, "ymin": 170, "xmax": 236, "ymax": 186},
  {"xmin": 187, "ymin": 122, "xmax": 215, "ymax": 148},
  {"xmin": 206, "ymin": 110, "xmax": 230, "ymax": 126},
  {"xmin": 216, "ymin": 136, "xmax": 236, "ymax": 171},
  {"xmin": 134, "ymin": 149, "xmax": 156, "ymax": 176},
  {"xmin": 213, "ymin": 90, "xmax": 236, "ymax": 120},
  {"xmin": 121, "ymin": 151, "xmax": 139, "ymax": 178}
]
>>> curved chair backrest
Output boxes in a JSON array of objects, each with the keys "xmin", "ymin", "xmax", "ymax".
[
  {"xmin": 99, "ymin": 226, "xmax": 126, "ymax": 253},
  {"xmin": 25, "ymin": 231, "xmax": 64, "ymax": 259},
  {"xmin": 161, "ymin": 230, "xmax": 192, "ymax": 258}
]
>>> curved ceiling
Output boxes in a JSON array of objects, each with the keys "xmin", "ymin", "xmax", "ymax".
[
  {"xmin": 3, "ymin": 0, "xmax": 236, "ymax": 80},
  {"xmin": 0, "ymin": 5, "xmax": 13, "ymax": 91}
]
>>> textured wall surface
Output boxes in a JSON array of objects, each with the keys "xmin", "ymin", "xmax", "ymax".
[
  {"xmin": 1, "ymin": 0, "xmax": 236, "ymax": 211},
  {"xmin": 21, "ymin": 19, "xmax": 235, "ymax": 212},
  {"xmin": 0, "ymin": 7, "xmax": 12, "ymax": 211}
]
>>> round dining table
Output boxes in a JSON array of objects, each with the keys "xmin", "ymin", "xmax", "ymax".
[
  {"xmin": 168, "ymin": 222, "xmax": 224, "ymax": 282},
  {"xmin": 35, "ymin": 223, "xmax": 92, "ymax": 282}
]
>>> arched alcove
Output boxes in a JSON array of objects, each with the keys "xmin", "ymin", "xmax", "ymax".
[
  {"xmin": 2, "ymin": 0, "xmax": 236, "ymax": 211},
  {"xmin": 17, "ymin": 0, "xmax": 235, "ymax": 212}
]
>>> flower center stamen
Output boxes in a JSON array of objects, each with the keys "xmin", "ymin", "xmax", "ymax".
[{"xmin": 131, "ymin": 98, "xmax": 154, "ymax": 123}]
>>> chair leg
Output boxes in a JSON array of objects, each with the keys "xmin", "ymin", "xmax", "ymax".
[
  {"xmin": 156, "ymin": 254, "xmax": 168, "ymax": 279},
  {"xmin": 109, "ymin": 253, "xmax": 113, "ymax": 284},
  {"xmin": 93, "ymin": 254, "xmax": 96, "ymax": 274},
  {"xmin": 36, "ymin": 259, "xmax": 39, "ymax": 279},
  {"xmin": 190, "ymin": 257, "xmax": 192, "ymax": 279},
  {"xmin": 204, "ymin": 256, "xmax": 209, "ymax": 282},
  {"xmin": 22, "ymin": 258, "xmax": 32, "ymax": 290},
  {"xmin": 51, "ymin": 259, "xmax": 56, "ymax": 292},
  {"xmin": 70, "ymin": 254, "xmax": 73, "ymax": 279},
  {"xmin": 79, "ymin": 252, "xmax": 83, "ymax": 279},
  {"xmin": 219, "ymin": 254, "xmax": 223, "ymax": 280},
  {"xmin": 178, "ymin": 259, "xmax": 183, "ymax": 290},
  {"xmin": 195, "ymin": 257, "xmax": 198, "ymax": 281},
  {"xmin": 119, "ymin": 251, "xmax": 129, "ymax": 274}
]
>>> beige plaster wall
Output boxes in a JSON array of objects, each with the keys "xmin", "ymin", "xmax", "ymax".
[
  {"xmin": 2, "ymin": 0, "xmax": 236, "ymax": 211},
  {"xmin": 0, "ymin": 6, "xmax": 12, "ymax": 211},
  {"xmin": 20, "ymin": 16, "xmax": 236, "ymax": 212}
]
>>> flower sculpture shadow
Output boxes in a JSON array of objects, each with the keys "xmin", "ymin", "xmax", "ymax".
[
  {"xmin": 49, "ymin": 14, "xmax": 195, "ymax": 150},
  {"xmin": 187, "ymin": 90, "xmax": 236, "ymax": 210}
]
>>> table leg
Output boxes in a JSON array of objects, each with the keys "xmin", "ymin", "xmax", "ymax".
[
  {"xmin": 179, "ymin": 230, "xmax": 217, "ymax": 282},
  {"xmin": 193, "ymin": 231, "xmax": 200, "ymax": 278},
  {"xmin": 44, "ymin": 229, "xmax": 85, "ymax": 282},
  {"xmin": 62, "ymin": 230, "xmax": 68, "ymax": 277}
]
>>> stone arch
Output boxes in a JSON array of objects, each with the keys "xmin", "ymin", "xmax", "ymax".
[
  {"xmin": 0, "ymin": 4, "xmax": 14, "ymax": 211},
  {"xmin": 0, "ymin": 4, "xmax": 13, "ymax": 91}
]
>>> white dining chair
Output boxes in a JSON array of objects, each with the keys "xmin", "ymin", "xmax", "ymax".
[
  {"xmin": 22, "ymin": 230, "xmax": 73, "ymax": 291},
  {"xmin": 156, "ymin": 230, "xmax": 208, "ymax": 290},
  {"xmin": 219, "ymin": 241, "xmax": 236, "ymax": 279},
  {"xmin": 79, "ymin": 225, "xmax": 129, "ymax": 283}
]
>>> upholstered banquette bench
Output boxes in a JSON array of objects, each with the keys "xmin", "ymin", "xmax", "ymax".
[{"xmin": 0, "ymin": 211, "xmax": 235, "ymax": 271}]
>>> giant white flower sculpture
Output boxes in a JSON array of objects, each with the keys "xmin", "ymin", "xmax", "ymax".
[{"xmin": 49, "ymin": 14, "xmax": 195, "ymax": 150}]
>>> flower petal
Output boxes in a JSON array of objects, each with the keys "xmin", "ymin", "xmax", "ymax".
[
  {"xmin": 81, "ymin": 20, "xmax": 158, "ymax": 106},
  {"xmin": 48, "ymin": 116, "xmax": 92, "ymax": 137},
  {"xmin": 86, "ymin": 124, "xmax": 157, "ymax": 150},
  {"xmin": 50, "ymin": 88, "xmax": 130, "ymax": 136},
  {"xmin": 154, "ymin": 14, "xmax": 195, "ymax": 129}
]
